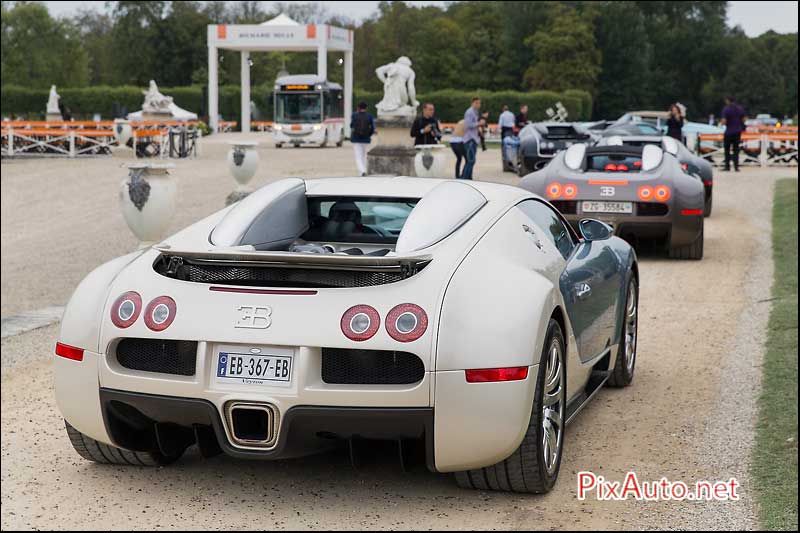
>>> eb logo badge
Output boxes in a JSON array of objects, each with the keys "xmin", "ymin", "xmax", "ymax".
[
  {"xmin": 235, "ymin": 305, "xmax": 272, "ymax": 329},
  {"xmin": 600, "ymin": 186, "xmax": 615, "ymax": 197}
]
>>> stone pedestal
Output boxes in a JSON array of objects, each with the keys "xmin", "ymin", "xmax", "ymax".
[
  {"xmin": 141, "ymin": 112, "xmax": 175, "ymax": 123},
  {"xmin": 46, "ymin": 113, "xmax": 62, "ymax": 122},
  {"xmin": 367, "ymin": 115, "xmax": 417, "ymax": 176}
]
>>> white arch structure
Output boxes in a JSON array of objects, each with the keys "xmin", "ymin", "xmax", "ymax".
[{"xmin": 207, "ymin": 15, "xmax": 354, "ymax": 134}]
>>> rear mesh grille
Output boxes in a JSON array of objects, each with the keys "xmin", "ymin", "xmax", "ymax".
[
  {"xmin": 636, "ymin": 203, "xmax": 669, "ymax": 216},
  {"xmin": 321, "ymin": 348, "xmax": 425, "ymax": 385},
  {"xmin": 183, "ymin": 263, "xmax": 405, "ymax": 288},
  {"xmin": 116, "ymin": 338, "xmax": 197, "ymax": 376}
]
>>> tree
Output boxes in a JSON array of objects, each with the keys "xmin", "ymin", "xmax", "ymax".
[
  {"xmin": 72, "ymin": 9, "xmax": 114, "ymax": 86},
  {"xmin": 110, "ymin": 1, "xmax": 165, "ymax": 85},
  {"xmin": 593, "ymin": 1, "xmax": 652, "ymax": 118},
  {"xmin": 722, "ymin": 38, "xmax": 786, "ymax": 117},
  {"xmin": 523, "ymin": 3, "xmax": 601, "ymax": 94},
  {"xmin": 1, "ymin": 1, "xmax": 89, "ymax": 88}
]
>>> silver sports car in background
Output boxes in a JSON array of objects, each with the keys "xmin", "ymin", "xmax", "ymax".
[
  {"xmin": 519, "ymin": 143, "xmax": 705, "ymax": 259},
  {"xmin": 598, "ymin": 132, "xmax": 715, "ymax": 217},
  {"xmin": 516, "ymin": 122, "xmax": 596, "ymax": 175}
]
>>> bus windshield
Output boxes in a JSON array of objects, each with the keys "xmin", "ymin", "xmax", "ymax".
[{"xmin": 275, "ymin": 92, "xmax": 322, "ymax": 123}]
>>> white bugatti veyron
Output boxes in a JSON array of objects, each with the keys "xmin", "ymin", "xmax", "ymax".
[{"xmin": 54, "ymin": 177, "xmax": 639, "ymax": 493}]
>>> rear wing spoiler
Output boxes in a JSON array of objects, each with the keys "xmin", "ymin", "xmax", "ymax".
[{"xmin": 153, "ymin": 245, "xmax": 432, "ymax": 274}]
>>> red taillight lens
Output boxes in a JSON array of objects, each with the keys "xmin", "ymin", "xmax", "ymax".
[
  {"xmin": 386, "ymin": 303, "xmax": 428, "ymax": 342},
  {"xmin": 681, "ymin": 209, "xmax": 704, "ymax": 216},
  {"xmin": 703, "ymin": 180, "xmax": 713, "ymax": 186},
  {"xmin": 682, "ymin": 163, "xmax": 689, "ymax": 171},
  {"xmin": 617, "ymin": 164, "xmax": 629, "ymax": 171},
  {"xmin": 638, "ymin": 185, "xmax": 654, "ymax": 201},
  {"xmin": 111, "ymin": 291, "xmax": 142, "ymax": 328},
  {"xmin": 341, "ymin": 305, "xmax": 380, "ymax": 341},
  {"xmin": 465, "ymin": 367, "xmax": 529, "ymax": 383},
  {"xmin": 546, "ymin": 182, "xmax": 562, "ymax": 199},
  {"xmin": 604, "ymin": 163, "xmax": 618, "ymax": 171},
  {"xmin": 55, "ymin": 342, "xmax": 84, "ymax": 361},
  {"xmin": 633, "ymin": 160, "xmax": 642, "ymax": 167},
  {"xmin": 562, "ymin": 183, "xmax": 578, "ymax": 199},
  {"xmin": 144, "ymin": 296, "xmax": 177, "ymax": 331},
  {"xmin": 655, "ymin": 185, "xmax": 671, "ymax": 201}
]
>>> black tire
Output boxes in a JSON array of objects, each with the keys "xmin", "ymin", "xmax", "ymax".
[
  {"xmin": 275, "ymin": 143, "xmax": 283, "ymax": 149},
  {"xmin": 608, "ymin": 276, "xmax": 638, "ymax": 388},
  {"xmin": 703, "ymin": 191, "xmax": 713, "ymax": 218},
  {"xmin": 320, "ymin": 132, "xmax": 328, "ymax": 148},
  {"xmin": 64, "ymin": 421, "xmax": 181, "ymax": 466},
  {"xmin": 669, "ymin": 222, "xmax": 704, "ymax": 260},
  {"xmin": 336, "ymin": 129, "xmax": 344, "ymax": 147},
  {"xmin": 455, "ymin": 319, "xmax": 566, "ymax": 494}
]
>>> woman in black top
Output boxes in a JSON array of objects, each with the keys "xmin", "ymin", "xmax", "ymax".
[{"xmin": 666, "ymin": 104, "xmax": 684, "ymax": 141}]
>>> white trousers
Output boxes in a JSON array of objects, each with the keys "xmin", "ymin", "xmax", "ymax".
[{"xmin": 353, "ymin": 143, "xmax": 369, "ymax": 175}]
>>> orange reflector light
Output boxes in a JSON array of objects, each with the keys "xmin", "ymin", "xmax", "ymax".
[
  {"xmin": 638, "ymin": 185, "xmax": 654, "ymax": 201},
  {"xmin": 55, "ymin": 342, "xmax": 84, "ymax": 362},
  {"xmin": 465, "ymin": 367, "xmax": 529, "ymax": 383},
  {"xmin": 563, "ymin": 184, "xmax": 578, "ymax": 199}
]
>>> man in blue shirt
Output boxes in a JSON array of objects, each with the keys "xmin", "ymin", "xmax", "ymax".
[
  {"xmin": 720, "ymin": 96, "xmax": 748, "ymax": 172},
  {"xmin": 461, "ymin": 97, "xmax": 485, "ymax": 180},
  {"xmin": 350, "ymin": 101, "xmax": 375, "ymax": 176}
]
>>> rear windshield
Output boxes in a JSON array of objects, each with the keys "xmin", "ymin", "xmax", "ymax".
[
  {"xmin": 302, "ymin": 196, "xmax": 419, "ymax": 244},
  {"xmin": 586, "ymin": 153, "xmax": 643, "ymax": 172}
]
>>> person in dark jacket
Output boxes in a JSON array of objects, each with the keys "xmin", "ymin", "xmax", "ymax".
[
  {"xmin": 514, "ymin": 104, "xmax": 529, "ymax": 133},
  {"xmin": 410, "ymin": 102, "xmax": 441, "ymax": 145},
  {"xmin": 350, "ymin": 101, "xmax": 375, "ymax": 176},
  {"xmin": 720, "ymin": 96, "xmax": 748, "ymax": 171},
  {"xmin": 666, "ymin": 103, "xmax": 684, "ymax": 141}
]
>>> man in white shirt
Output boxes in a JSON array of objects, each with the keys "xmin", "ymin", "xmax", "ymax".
[{"xmin": 498, "ymin": 105, "xmax": 516, "ymax": 140}]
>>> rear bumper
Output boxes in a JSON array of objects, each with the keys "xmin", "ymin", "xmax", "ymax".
[
  {"xmin": 56, "ymin": 345, "xmax": 537, "ymax": 473},
  {"xmin": 100, "ymin": 388, "xmax": 435, "ymax": 466}
]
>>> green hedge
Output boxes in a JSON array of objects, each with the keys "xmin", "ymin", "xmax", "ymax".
[{"xmin": 1, "ymin": 85, "xmax": 592, "ymax": 123}]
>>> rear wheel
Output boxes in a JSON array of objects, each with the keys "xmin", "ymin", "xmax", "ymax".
[
  {"xmin": 336, "ymin": 129, "xmax": 344, "ymax": 147},
  {"xmin": 64, "ymin": 421, "xmax": 182, "ymax": 466},
  {"xmin": 669, "ymin": 222, "xmax": 704, "ymax": 260},
  {"xmin": 275, "ymin": 143, "xmax": 283, "ymax": 149},
  {"xmin": 608, "ymin": 277, "xmax": 638, "ymax": 388},
  {"xmin": 454, "ymin": 319, "xmax": 566, "ymax": 493},
  {"xmin": 703, "ymin": 191, "xmax": 713, "ymax": 217}
]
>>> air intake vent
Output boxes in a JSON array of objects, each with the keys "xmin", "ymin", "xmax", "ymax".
[
  {"xmin": 321, "ymin": 348, "xmax": 425, "ymax": 385},
  {"xmin": 636, "ymin": 203, "xmax": 669, "ymax": 217},
  {"xmin": 116, "ymin": 338, "xmax": 197, "ymax": 376}
]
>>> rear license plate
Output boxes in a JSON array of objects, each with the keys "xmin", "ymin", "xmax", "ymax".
[
  {"xmin": 216, "ymin": 351, "xmax": 292, "ymax": 386},
  {"xmin": 581, "ymin": 201, "xmax": 633, "ymax": 214}
]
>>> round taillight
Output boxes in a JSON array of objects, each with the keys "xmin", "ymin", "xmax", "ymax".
[
  {"xmin": 638, "ymin": 185, "xmax": 654, "ymax": 201},
  {"xmin": 144, "ymin": 296, "xmax": 177, "ymax": 331},
  {"xmin": 341, "ymin": 305, "xmax": 380, "ymax": 341},
  {"xmin": 562, "ymin": 183, "xmax": 578, "ymax": 199},
  {"xmin": 546, "ymin": 182, "xmax": 562, "ymax": 199},
  {"xmin": 386, "ymin": 303, "xmax": 428, "ymax": 342},
  {"xmin": 655, "ymin": 185, "xmax": 671, "ymax": 201},
  {"xmin": 111, "ymin": 291, "xmax": 141, "ymax": 328}
]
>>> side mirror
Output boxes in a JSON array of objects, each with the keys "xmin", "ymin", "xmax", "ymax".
[{"xmin": 579, "ymin": 219, "xmax": 613, "ymax": 241}]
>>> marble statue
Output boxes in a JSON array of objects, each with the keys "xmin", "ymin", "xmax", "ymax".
[
  {"xmin": 375, "ymin": 56, "xmax": 419, "ymax": 117},
  {"xmin": 141, "ymin": 80, "xmax": 174, "ymax": 114},
  {"xmin": 46, "ymin": 85, "xmax": 60, "ymax": 115}
]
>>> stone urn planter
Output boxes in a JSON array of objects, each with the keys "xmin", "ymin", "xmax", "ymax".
[
  {"xmin": 114, "ymin": 119, "xmax": 133, "ymax": 146},
  {"xmin": 226, "ymin": 140, "xmax": 260, "ymax": 204},
  {"xmin": 414, "ymin": 144, "xmax": 448, "ymax": 178},
  {"xmin": 120, "ymin": 163, "xmax": 176, "ymax": 248}
]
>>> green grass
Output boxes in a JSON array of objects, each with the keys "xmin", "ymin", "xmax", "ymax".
[{"xmin": 752, "ymin": 178, "xmax": 798, "ymax": 530}]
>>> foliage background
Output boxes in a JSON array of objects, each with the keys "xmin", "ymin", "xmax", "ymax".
[{"xmin": 0, "ymin": 1, "xmax": 797, "ymax": 121}]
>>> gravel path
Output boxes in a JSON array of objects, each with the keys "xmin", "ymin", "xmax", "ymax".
[{"xmin": 1, "ymin": 139, "xmax": 792, "ymax": 530}]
